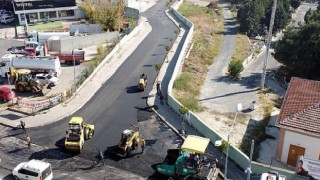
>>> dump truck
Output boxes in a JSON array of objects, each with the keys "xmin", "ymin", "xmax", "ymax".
[
  {"xmin": 137, "ymin": 74, "xmax": 147, "ymax": 91},
  {"xmin": 65, "ymin": 117, "xmax": 94, "ymax": 153},
  {"xmin": 9, "ymin": 67, "xmax": 44, "ymax": 94},
  {"xmin": 113, "ymin": 125, "xmax": 144, "ymax": 157},
  {"xmin": 156, "ymin": 135, "xmax": 220, "ymax": 180},
  {"xmin": 50, "ymin": 50, "xmax": 85, "ymax": 65},
  {"xmin": 64, "ymin": 117, "xmax": 94, "ymax": 153}
]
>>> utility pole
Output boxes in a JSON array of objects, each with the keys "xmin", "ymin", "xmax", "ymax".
[{"xmin": 261, "ymin": 0, "xmax": 277, "ymax": 89}]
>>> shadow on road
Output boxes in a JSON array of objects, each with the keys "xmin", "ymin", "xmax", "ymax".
[
  {"xmin": 29, "ymin": 148, "xmax": 71, "ymax": 160},
  {"xmin": 126, "ymin": 85, "xmax": 139, "ymax": 94},
  {"xmin": 1, "ymin": 174, "xmax": 14, "ymax": 180}
]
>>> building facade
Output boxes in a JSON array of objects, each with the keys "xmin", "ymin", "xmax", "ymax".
[
  {"xmin": 12, "ymin": 0, "xmax": 85, "ymax": 25},
  {"xmin": 276, "ymin": 77, "xmax": 320, "ymax": 166}
]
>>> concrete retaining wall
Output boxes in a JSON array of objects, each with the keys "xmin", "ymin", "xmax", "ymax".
[
  {"xmin": 165, "ymin": 1, "xmax": 296, "ymax": 179},
  {"xmin": 49, "ymin": 31, "xmax": 120, "ymax": 52}
]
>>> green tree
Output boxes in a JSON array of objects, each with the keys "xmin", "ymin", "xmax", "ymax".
[
  {"xmin": 227, "ymin": 58, "xmax": 244, "ymax": 80},
  {"xmin": 274, "ymin": 20, "xmax": 320, "ymax": 79},
  {"xmin": 290, "ymin": 0, "xmax": 301, "ymax": 10},
  {"xmin": 80, "ymin": 0, "xmax": 125, "ymax": 31}
]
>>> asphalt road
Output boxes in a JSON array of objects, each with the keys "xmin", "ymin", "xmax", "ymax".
[{"xmin": 12, "ymin": 0, "xmax": 180, "ymax": 178}]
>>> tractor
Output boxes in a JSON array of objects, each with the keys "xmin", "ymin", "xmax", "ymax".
[
  {"xmin": 113, "ymin": 125, "xmax": 144, "ymax": 157},
  {"xmin": 9, "ymin": 67, "xmax": 43, "ymax": 95}
]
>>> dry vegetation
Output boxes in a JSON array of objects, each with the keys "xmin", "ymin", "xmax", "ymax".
[
  {"xmin": 173, "ymin": 2, "xmax": 224, "ymax": 111},
  {"xmin": 232, "ymin": 33, "xmax": 251, "ymax": 61}
]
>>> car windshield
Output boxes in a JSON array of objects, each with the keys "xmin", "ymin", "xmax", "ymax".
[{"xmin": 42, "ymin": 165, "xmax": 52, "ymax": 179}]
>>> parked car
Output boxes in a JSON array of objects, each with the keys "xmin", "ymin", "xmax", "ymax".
[
  {"xmin": 0, "ymin": 15, "xmax": 15, "ymax": 24},
  {"xmin": 35, "ymin": 73, "xmax": 59, "ymax": 87},
  {"xmin": 12, "ymin": 159, "xmax": 53, "ymax": 180},
  {"xmin": 0, "ymin": 86, "xmax": 15, "ymax": 102}
]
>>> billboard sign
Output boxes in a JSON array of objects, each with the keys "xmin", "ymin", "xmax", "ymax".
[
  {"xmin": 13, "ymin": 0, "xmax": 76, "ymax": 11},
  {"xmin": 296, "ymin": 156, "xmax": 320, "ymax": 180}
]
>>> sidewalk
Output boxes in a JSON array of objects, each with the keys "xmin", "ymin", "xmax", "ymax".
[{"xmin": 0, "ymin": 17, "xmax": 152, "ymax": 128}]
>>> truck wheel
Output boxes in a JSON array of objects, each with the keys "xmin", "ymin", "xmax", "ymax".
[
  {"xmin": 17, "ymin": 84, "xmax": 25, "ymax": 92},
  {"xmin": 49, "ymin": 82, "xmax": 54, "ymax": 87},
  {"xmin": 84, "ymin": 127, "xmax": 89, "ymax": 140},
  {"xmin": 13, "ymin": 175, "xmax": 20, "ymax": 180},
  {"xmin": 31, "ymin": 87, "xmax": 37, "ymax": 94}
]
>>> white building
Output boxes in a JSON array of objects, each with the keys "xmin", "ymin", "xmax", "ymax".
[
  {"xmin": 12, "ymin": 0, "xmax": 85, "ymax": 25},
  {"xmin": 276, "ymin": 77, "xmax": 320, "ymax": 166}
]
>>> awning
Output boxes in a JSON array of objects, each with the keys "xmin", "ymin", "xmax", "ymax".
[{"xmin": 181, "ymin": 135, "xmax": 210, "ymax": 154}]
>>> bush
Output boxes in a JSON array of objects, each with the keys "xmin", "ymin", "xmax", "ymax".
[
  {"xmin": 179, "ymin": 97, "xmax": 203, "ymax": 112},
  {"xmin": 227, "ymin": 58, "xmax": 243, "ymax": 80},
  {"xmin": 173, "ymin": 73, "xmax": 193, "ymax": 90},
  {"xmin": 97, "ymin": 45, "xmax": 104, "ymax": 55},
  {"xmin": 155, "ymin": 64, "xmax": 161, "ymax": 72}
]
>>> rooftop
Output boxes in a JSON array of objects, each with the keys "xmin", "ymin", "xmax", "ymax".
[{"xmin": 276, "ymin": 77, "xmax": 320, "ymax": 137}]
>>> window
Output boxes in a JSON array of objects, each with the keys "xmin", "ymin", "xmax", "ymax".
[
  {"xmin": 28, "ymin": 12, "xmax": 38, "ymax": 21},
  {"xmin": 20, "ymin": 14, "xmax": 25, "ymax": 21},
  {"xmin": 18, "ymin": 168, "xmax": 39, "ymax": 177},
  {"xmin": 58, "ymin": 10, "xmax": 74, "ymax": 17},
  {"xmin": 49, "ymin": 11, "xmax": 56, "ymax": 18},
  {"xmin": 42, "ymin": 165, "xmax": 52, "ymax": 179},
  {"xmin": 40, "ymin": 12, "xmax": 49, "ymax": 19}
]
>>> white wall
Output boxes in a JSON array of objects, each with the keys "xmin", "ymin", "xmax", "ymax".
[{"xmin": 281, "ymin": 130, "xmax": 320, "ymax": 163}]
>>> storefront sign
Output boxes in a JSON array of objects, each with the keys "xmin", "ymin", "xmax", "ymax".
[
  {"xmin": 296, "ymin": 156, "xmax": 320, "ymax": 180},
  {"xmin": 14, "ymin": 0, "xmax": 76, "ymax": 11}
]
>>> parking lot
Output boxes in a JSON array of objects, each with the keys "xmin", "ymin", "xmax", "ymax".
[{"xmin": 0, "ymin": 23, "xmax": 99, "ymax": 103}]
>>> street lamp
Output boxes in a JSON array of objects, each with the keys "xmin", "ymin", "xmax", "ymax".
[{"xmin": 215, "ymin": 103, "xmax": 242, "ymax": 180}]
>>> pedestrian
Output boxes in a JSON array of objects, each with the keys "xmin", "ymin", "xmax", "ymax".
[
  {"xmin": 140, "ymin": 137, "xmax": 145, "ymax": 154},
  {"xmin": 156, "ymin": 81, "xmax": 161, "ymax": 95},
  {"xmin": 95, "ymin": 149, "xmax": 105, "ymax": 166},
  {"xmin": 26, "ymin": 134, "xmax": 31, "ymax": 149},
  {"xmin": 20, "ymin": 120, "xmax": 26, "ymax": 134},
  {"xmin": 159, "ymin": 92, "xmax": 164, "ymax": 105}
]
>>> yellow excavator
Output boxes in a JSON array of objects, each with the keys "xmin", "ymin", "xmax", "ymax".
[
  {"xmin": 9, "ymin": 67, "xmax": 44, "ymax": 94},
  {"xmin": 65, "ymin": 117, "xmax": 94, "ymax": 153},
  {"xmin": 113, "ymin": 125, "xmax": 144, "ymax": 157}
]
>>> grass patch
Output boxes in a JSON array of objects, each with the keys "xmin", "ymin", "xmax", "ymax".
[
  {"xmin": 173, "ymin": 2, "xmax": 224, "ymax": 112},
  {"xmin": 28, "ymin": 21, "xmax": 64, "ymax": 31},
  {"xmin": 232, "ymin": 33, "xmax": 251, "ymax": 62},
  {"xmin": 239, "ymin": 92, "xmax": 275, "ymax": 160}
]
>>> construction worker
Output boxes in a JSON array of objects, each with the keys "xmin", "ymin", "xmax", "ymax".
[
  {"xmin": 140, "ymin": 137, "xmax": 145, "ymax": 154},
  {"xmin": 95, "ymin": 149, "xmax": 105, "ymax": 166},
  {"xmin": 20, "ymin": 120, "xmax": 26, "ymax": 134},
  {"xmin": 156, "ymin": 81, "xmax": 161, "ymax": 95}
]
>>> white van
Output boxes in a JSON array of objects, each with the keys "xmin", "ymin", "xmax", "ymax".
[{"xmin": 12, "ymin": 159, "xmax": 53, "ymax": 180}]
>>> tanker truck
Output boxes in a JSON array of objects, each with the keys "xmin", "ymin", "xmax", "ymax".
[{"xmin": 0, "ymin": 54, "xmax": 61, "ymax": 78}]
